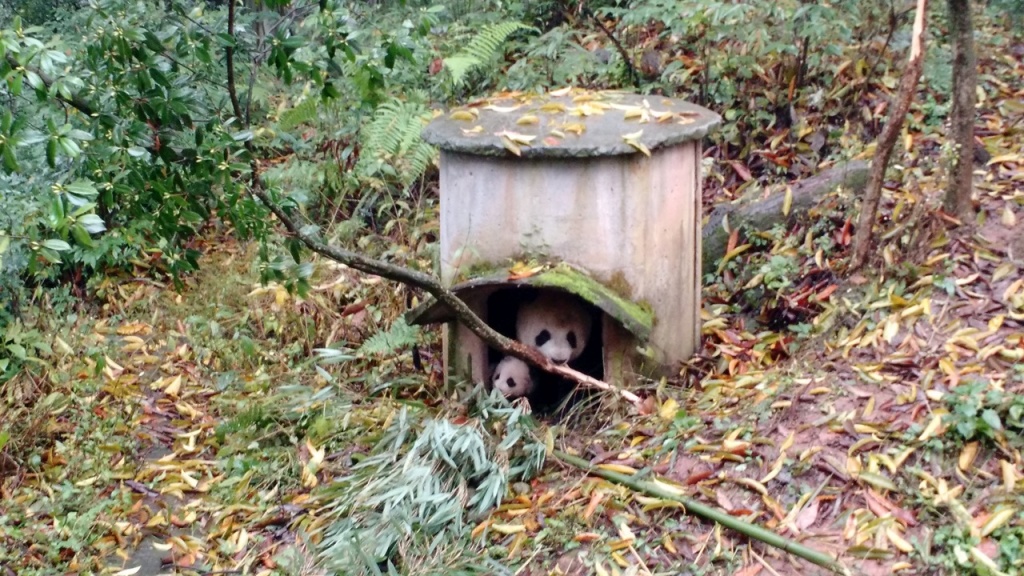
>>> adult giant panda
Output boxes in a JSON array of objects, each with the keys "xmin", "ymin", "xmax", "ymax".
[{"xmin": 515, "ymin": 291, "xmax": 592, "ymax": 365}]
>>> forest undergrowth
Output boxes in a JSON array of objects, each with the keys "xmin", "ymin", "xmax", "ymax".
[{"xmin": 1, "ymin": 2, "xmax": 1023, "ymax": 576}]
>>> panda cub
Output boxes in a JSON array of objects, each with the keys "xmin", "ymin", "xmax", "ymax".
[
  {"xmin": 516, "ymin": 291, "xmax": 592, "ymax": 365},
  {"xmin": 491, "ymin": 356, "xmax": 534, "ymax": 399}
]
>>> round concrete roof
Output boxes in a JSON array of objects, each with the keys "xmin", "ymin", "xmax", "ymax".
[{"xmin": 422, "ymin": 89, "xmax": 721, "ymax": 159}]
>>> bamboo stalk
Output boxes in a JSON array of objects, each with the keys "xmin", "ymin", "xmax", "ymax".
[{"xmin": 553, "ymin": 450, "xmax": 849, "ymax": 575}]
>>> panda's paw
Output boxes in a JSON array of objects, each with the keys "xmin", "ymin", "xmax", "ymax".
[{"xmin": 512, "ymin": 396, "xmax": 533, "ymax": 414}]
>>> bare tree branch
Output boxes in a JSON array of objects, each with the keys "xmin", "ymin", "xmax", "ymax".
[
  {"xmin": 246, "ymin": 176, "xmax": 642, "ymax": 406},
  {"xmin": 225, "ymin": 0, "xmax": 243, "ymax": 121},
  {"xmin": 850, "ymin": 0, "xmax": 929, "ymax": 270}
]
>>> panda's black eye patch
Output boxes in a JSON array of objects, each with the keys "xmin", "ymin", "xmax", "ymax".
[
  {"xmin": 535, "ymin": 330, "xmax": 551, "ymax": 346},
  {"xmin": 567, "ymin": 331, "xmax": 578, "ymax": 349},
  {"xmin": 506, "ymin": 377, "xmax": 516, "ymax": 388}
]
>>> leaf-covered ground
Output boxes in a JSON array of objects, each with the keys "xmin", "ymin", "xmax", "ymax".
[{"xmin": 3, "ymin": 22, "xmax": 1024, "ymax": 576}]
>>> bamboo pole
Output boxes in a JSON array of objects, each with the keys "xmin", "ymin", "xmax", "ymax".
[{"xmin": 553, "ymin": 450, "xmax": 849, "ymax": 575}]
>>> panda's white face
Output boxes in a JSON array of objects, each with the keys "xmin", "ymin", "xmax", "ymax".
[
  {"xmin": 516, "ymin": 291, "xmax": 592, "ymax": 365},
  {"xmin": 492, "ymin": 356, "xmax": 534, "ymax": 398}
]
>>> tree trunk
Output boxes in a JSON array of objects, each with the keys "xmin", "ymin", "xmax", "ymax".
[
  {"xmin": 945, "ymin": 0, "xmax": 977, "ymax": 220},
  {"xmin": 702, "ymin": 161, "xmax": 870, "ymax": 275},
  {"xmin": 850, "ymin": 0, "xmax": 929, "ymax": 270}
]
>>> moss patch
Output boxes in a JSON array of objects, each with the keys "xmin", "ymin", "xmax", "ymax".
[
  {"xmin": 529, "ymin": 265, "xmax": 653, "ymax": 340},
  {"xmin": 407, "ymin": 263, "xmax": 654, "ymax": 342}
]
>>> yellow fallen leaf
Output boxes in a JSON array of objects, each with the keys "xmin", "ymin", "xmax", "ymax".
[
  {"xmin": 662, "ymin": 534, "xmax": 677, "ymax": 554},
  {"xmin": 597, "ymin": 463, "xmax": 637, "ymax": 475},
  {"xmin": 992, "ymin": 262, "xmax": 1016, "ymax": 283},
  {"xmin": 563, "ymin": 122, "xmax": 586, "ymax": 135},
  {"xmin": 717, "ymin": 244, "xmax": 752, "ymax": 273},
  {"xmin": 917, "ymin": 413, "xmax": 944, "ymax": 442},
  {"xmin": 113, "ymin": 567, "xmax": 142, "ymax": 576},
  {"xmin": 857, "ymin": 471, "xmax": 898, "ymax": 492},
  {"xmin": 54, "ymin": 336, "xmax": 74, "ymax": 355},
  {"xmin": 164, "ymin": 374, "xmax": 183, "ymax": 397},
  {"xmin": 1001, "ymin": 460, "xmax": 1017, "ymax": 492},
  {"xmin": 622, "ymin": 106, "xmax": 645, "ymax": 120},
  {"xmin": 981, "ymin": 507, "xmax": 1016, "ymax": 537},
  {"xmin": 970, "ymin": 546, "xmax": 1010, "ymax": 576},
  {"xmin": 1002, "ymin": 206, "xmax": 1017, "ymax": 227},
  {"xmin": 611, "ymin": 550, "xmax": 629, "ymax": 568},
  {"xmin": 626, "ymin": 139, "xmax": 651, "ymax": 157},
  {"xmin": 495, "ymin": 130, "xmax": 536, "ymax": 145},
  {"xmin": 780, "ymin": 431, "xmax": 796, "ymax": 453},
  {"xmin": 651, "ymin": 477, "xmax": 686, "ymax": 495},
  {"xmin": 490, "ymin": 523, "xmax": 527, "ymax": 534},
  {"xmin": 988, "ymin": 315, "xmax": 1005, "ymax": 333},
  {"xmin": 887, "ymin": 527, "xmax": 914, "ymax": 553},
  {"xmin": 470, "ymin": 520, "xmax": 491, "ymax": 540},
  {"xmin": 734, "ymin": 477, "xmax": 768, "ymax": 495},
  {"xmin": 499, "ymin": 136, "xmax": 522, "ymax": 156},
  {"xmin": 484, "ymin": 104, "xmax": 522, "ymax": 113},
  {"xmin": 782, "ymin": 186, "xmax": 793, "ymax": 216},
  {"xmin": 742, "ymin": 273, "xmax": 765, "ymax": 290},
  {"xmin": 449, "ymin": 109, "xmax": 478, "ymax": 121},
  {"xmin": 760, "ymin": 454, "xmax": 786, "ymax": 484},
  {"xmin": 659, "ymin": 398, "xmax": 679, "ymax": 421},
  {"xmin": 117, "ymin": 322, "xmax": 151, "ymax": 336},
  {"xmin": 616, "ymin": 521, "xmax": 636, "ymax": 542},
  {"xmin": 987, "ymin": 152, "xmax": 1022, "ymax": 165}
]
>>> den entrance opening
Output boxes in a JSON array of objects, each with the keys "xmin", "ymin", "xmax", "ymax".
[{"xmin": 485, "ymin": 287, "xmax": 604, "ymax": 414}]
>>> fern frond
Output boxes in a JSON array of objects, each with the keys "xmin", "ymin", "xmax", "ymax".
[
  {"xmin": 356, "ymin": 316, "xmax": 419, "ymax": 357},
  {"xmin": 443, "ymin": 21, "xmax": 536, "ymax": 85},
  {"xmin": 278, "ymin": 97, "xmax": 321, "ymax": 131},
  {"xmin": 356, "ymin": 98, "xmax": 436, "ymax": 186}
]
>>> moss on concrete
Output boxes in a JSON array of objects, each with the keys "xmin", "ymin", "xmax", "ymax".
[
  {"xmin": 529, "ymin": 264, "xmax": 653, "ymax": 340},
  {"xmin": 408, "ymin": 262, "xmax": 654, "ymax": 342}
]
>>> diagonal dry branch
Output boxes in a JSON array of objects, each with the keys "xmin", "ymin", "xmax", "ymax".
[
  {"xmin": 214, "ymin": 19, "xmax": 642, "ymax": 406},
  {"xmin": 245, "ymin": 176, "xmax": 642, "ymax": 406}
]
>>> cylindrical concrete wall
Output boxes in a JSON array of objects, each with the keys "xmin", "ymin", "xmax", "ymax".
[{"xmin": 439, "ymin": 142, "xmax": 703, "ymax": 368}]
